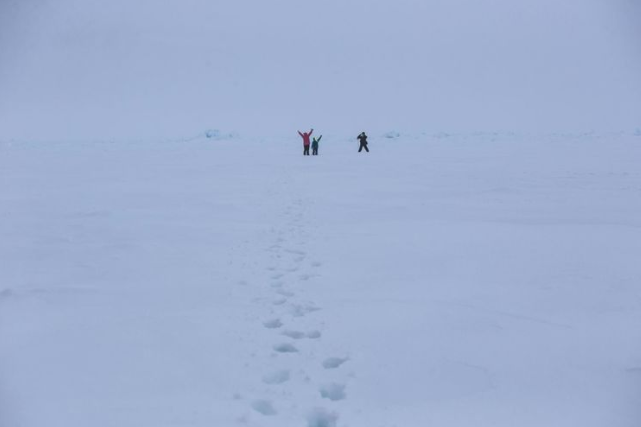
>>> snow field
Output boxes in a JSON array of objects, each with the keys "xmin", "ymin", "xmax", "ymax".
[{"xmin": 1, "ymin": 132, "xmax": 641, "ymax": 426}]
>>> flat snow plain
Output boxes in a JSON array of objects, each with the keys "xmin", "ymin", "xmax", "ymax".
[{"xmin": 1, "ymin": 132, "xmax": 640, "ymax": 427}]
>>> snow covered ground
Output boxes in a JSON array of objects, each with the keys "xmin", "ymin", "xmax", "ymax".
[{"xmin": 1, "ymin": 132, "xmax": 640, "ymax": 427}]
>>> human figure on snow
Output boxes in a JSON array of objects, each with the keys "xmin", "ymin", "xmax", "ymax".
[
  {"xmin": 298, "ymin": 128, "xmax": 313, "ymax": 155},
  {"xmin": 357, "ymin": 132, "xmax": 369, "ymax": 152},
  {"xmin": 312, "ymin": 135, "xmax": 322, "ymax": 155}
]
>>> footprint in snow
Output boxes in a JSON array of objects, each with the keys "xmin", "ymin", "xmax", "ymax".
[
  {"xmin": 262, "ymin": 369, "xmax": 290, "ymax": 385},
  {"xmin": 282, "ymin": 330, "xmax": 322, "ymax": 340},
  {"xmin": 319, "ymin": 383, "xmax": 347, "ymax": 401},
  {"xmin": 282, "ymin": 330, "xmax": 306, "ymax": 339},
  {"xmin": 276, "ymin": 289, "xmax": 295, "ymax": 297},
  {"xmin": 263, "ymin": 319, "xmax": 283, "ymax": 329},
  {"xmin": 290, "ymin": 303, "xmax": 321, "ymax": 317},
  {"xmin": 306, "ymin": 330, "xmax": 322, "ymax": 339},
  {"xmin": 273, "ymin": 343, "xmax": 298, "ymax": 353},
  {"xmin": 285, "ymin": 249, "xmax": 307, "ymax": 256},
  {"xmin": 307, "ymin": 408, "xmax": 338, "ymax": 427},
  {"xmin": 272, "ymin": 297, "xmax": 288, "ymax": 306},
  {"xmin": 322, "ymin": 357, "xmax": 348, "ymax": 369},
  {"xmin": 251, "ymin": 400, "xmax": 277, "ymax": 416}
]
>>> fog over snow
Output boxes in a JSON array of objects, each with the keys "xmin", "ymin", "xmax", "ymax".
[
  {"xmin": 2, "ymin": 2, "xmax": 641, "ymax": 427},
  {"xmin": 1, "ymin": 0, "xmax": 641, "ymax": 140}
]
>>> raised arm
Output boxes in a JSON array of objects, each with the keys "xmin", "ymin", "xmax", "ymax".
[
  {"xmin": 317, "ymin": 135, "xmax": 322, "ymax": 142},
  {"xmin": 309, "ymin": 129, "xmax": 313, "ymax": 136},
  {"xmin": 298, "ymin": 131, "xmax": 303, "ymax": 137}
]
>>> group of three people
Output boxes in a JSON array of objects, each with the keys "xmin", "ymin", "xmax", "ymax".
[{"xmin": 298, "ymin": 129, "xmax": 369, "ymax": 155}]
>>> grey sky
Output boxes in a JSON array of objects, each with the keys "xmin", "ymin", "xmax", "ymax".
[{"xmin": 1, "ymin": 0, "xmax": 640, "ymax": 139}]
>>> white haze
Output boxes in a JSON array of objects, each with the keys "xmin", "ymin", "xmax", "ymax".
[{"xmin": 1, "ymin": 0, "xmax": 640, "ymax": 140}]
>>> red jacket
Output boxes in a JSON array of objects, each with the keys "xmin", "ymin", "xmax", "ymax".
[{"xmin": 298, "ymin": 129, "xmax": 313, "ymax": 146}]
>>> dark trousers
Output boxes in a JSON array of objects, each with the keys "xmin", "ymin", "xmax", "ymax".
[
  {"xmin": 359, "ymin": 143, "xmax": 369, "ymax": 152},
  {"xmin": 312, "ymin": 147, "xmax": 318, "ymax": 155},
  {"xmin": 303, "ymin": 145, "xmax": 310, "ymax": 155}
]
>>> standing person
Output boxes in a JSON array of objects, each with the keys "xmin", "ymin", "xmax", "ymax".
[
  {"xmin": 298, "ymin": 129, "xmax": 313, "ymax": 155},
  {"xmin": 312, "ymin": 135, "xmax": 322, "ymax": 155},
  {"xmin": 357, "ymin": 132, "xmax": 369, "ymax": 152}
]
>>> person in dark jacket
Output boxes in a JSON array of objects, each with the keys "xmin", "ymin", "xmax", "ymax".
[
  {"xmin": 357, "ymin": 132, "xmax": 369, "ymax": 152},
  {"xmin": 298, "ymin": 129, "xmax": 313, "ymax": 155},
  {"xmin": 311, "ymin": 135, "xmax": 322, "ymax": 155}
]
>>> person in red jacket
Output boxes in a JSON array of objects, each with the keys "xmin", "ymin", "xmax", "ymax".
[{"xmin": 298, "ymin": 129, "xmax": 313, "ymax": 155}]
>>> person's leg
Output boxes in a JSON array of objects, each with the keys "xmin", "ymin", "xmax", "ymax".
[
  {"xmin": 364, "ymin": 144, "xmax": 369, "ymax": 152},
  {"xmin": 358, "ymin": 144, "xmax": 363, "ymax": 152}
]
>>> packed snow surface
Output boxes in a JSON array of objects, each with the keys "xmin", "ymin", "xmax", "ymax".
[{"xmin": 1, "ymin": 132, "xmax": 641, "ymax": 427}]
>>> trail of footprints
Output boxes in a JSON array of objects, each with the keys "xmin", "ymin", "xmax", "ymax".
[{"xmin": 241, "ymin": 200, "xmax": 349, "ymax": 427}]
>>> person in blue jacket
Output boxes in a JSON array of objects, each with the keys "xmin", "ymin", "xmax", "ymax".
[{"xmin": 311, "ymin": 135, "xmax": 322, "ymax": 155}]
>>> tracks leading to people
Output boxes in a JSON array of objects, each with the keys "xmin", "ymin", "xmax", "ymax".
[{"xmin": 237, "ymin": 183, "xmax": 350, "ymax": 426}]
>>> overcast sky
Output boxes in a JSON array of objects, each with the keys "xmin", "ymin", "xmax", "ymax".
[{"xmin": 1, "ymin": 0, "xmax": 640, "ymax": 140}]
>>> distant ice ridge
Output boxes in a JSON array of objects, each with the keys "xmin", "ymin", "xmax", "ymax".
[
  {"xmin": 384, "ymin": 131, "xmax": 401, "ymax": 139},
  {"xmin": 3, "ymin": 130, "xmax": 638, "ymax": 147},
  {"xmin": 177, "ymin": 129, "xmax": 239, "ymax": 143},
  {"xmin": 204, "ymin": 129, "xmax": 237, "ymax": 140}
]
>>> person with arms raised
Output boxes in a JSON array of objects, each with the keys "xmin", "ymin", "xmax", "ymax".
[
  {"xmin": 312, "ymin": 135, "xmax": 322, "ymax": 155},
  {"xmin": 298, "ymin": 128, "xmax": 313, "ymax": 156}
]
